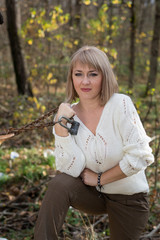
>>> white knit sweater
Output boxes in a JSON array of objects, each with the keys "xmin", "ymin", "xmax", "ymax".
[{"xmin": 53, "ymin": 93, "xmax": 154, "ymax": 195}]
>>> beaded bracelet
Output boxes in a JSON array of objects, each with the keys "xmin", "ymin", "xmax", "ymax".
[{"xmin": 97, "ymin": 172, "xmax": 103, "ymax": 191}]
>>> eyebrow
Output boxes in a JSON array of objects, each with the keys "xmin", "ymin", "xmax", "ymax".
[{"xmin": 74, "ymin": 70, "xmax": 98, "ymax": 72}]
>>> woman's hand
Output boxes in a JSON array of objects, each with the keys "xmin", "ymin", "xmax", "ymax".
[
  {"xmin": 55, "ymin": 103, "xmax": 76, "ymax": 137},
  {"xmin": 80, "ymin": 168, "xmax": 98, "ymax": 186},
  {"xmin": 56, "ymin": 103, "xmax": 76, "ymax": 121}
]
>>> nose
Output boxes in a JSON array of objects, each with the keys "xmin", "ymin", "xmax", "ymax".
[{"xmin": 82, "ymin": 75, "xmax": 90, "ymax": 85}]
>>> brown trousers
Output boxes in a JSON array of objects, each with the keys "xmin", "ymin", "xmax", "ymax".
[{"xmin": 34, "ymin": 173, "xmax": 149, "ymax": 240}]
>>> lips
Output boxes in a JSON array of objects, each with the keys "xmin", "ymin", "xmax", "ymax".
[{"xmin": 81, "ymin": 88, "xmax": 91, "ymax": 92}]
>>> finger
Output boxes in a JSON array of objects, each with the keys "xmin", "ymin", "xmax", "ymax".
[{"xmin": 80, "ymin": 172, "xmax": 84, "ymax": 178}]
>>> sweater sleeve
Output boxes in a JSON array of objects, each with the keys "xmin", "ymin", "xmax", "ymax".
[
  {"xmin": 118, "ymin": 95, "xmax": 154, "ymax": 176},
  {"xmin": 52, "ymin": 127, "xmax": 86, "ymax": 177}
]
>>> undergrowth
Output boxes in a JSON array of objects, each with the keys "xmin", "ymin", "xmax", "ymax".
[{"xmin": 0, "ymin": 83, "xmax": 159, "ymax": 239}]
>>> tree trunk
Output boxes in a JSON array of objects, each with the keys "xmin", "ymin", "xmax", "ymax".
[
  {"xmin": 108, "ymin": 0, "xmax": 113, "ymax": 46},
  {"xmin": 128, "ymin": 0, "xmax": 136, "ymax": 89},
  {"xmin": 0, "ymin": 11, "xmax": 4, "ymax": 24},
  {"xmin": 5, "ymin": 0, "xmax": 33, "ymax": 96},
  {"xmin": 45, "ymin": 0, "xmax": 52, "ymax": 54},
  {"xmin": 146, "ymin": 0, "xmax": 160, "ymax": 93},
  {"xmin": 69, "ymin": 0, "xmax": 81, "ymax": 29},
  {"xmin": 138, "ymin": 0, "xmax": 150, "ymax": 34},
  {"xmin": 69, "ymin": 0, "xmax": 82, "ymax": 47}
]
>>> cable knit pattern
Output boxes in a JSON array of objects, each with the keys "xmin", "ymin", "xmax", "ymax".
[{"xmin": 53, "ymin": 93, "xmax": 154, "ymax": 194}]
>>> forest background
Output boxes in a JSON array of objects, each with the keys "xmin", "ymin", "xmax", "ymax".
[{"xmin": 0, "ymin": 0, "xmax": 160, "ymax": 239}]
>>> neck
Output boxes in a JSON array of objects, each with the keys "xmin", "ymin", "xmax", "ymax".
[{"xmin": 78, "ymin": 98, "xmax": 102, "ymax": 112}]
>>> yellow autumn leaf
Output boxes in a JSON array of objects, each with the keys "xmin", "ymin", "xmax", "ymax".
[
  {"xmin": 13, "ymin": 112, "xmax": 20, "ymax": 118},
  {"xmin": 146, "ymin": 66, "xmax": 150, "ymax": 72},
  {"xmin": 28, "ymin": 76, "xmax": 33, "ymax": 82},
  {"xmin": 83, "ymin": 0, "xmax": 91, "ymax": 5},
  {"xmin": 112, "ymin": 0, "xmax": 120, "ymax": 4},
  {"xmin": 97, "ymin": 25, "xmax": 103, "ymax": 32},
  {"xmin": 33, "ymin": 97, "xmax": 38, "ymax": 105},
  {"xmin": 93, "ymin": 2, "xmax": 98, "ymax": 6},
  {"xmin": 40, "ymin": 9, "xmax": 46, "ymax": 17},
  {"xmin": 64, "ymin": 41, "xmax": 73, "ymax": 48},
  {"xmin": 127, "ymin": 1, "xmax": 132, "ymax": 8},
  {"xmin": 28, "ymin": 97, "xmax": 34, "ymax": 102},
  {"xmin": 54, "ymin": 34, "xmax": 63, "ymax": 41},
  {"xmin": 103, "ymin": 48, "xmax": 108, "ymax": 53},
  {"xmin": 47, "ymin": 72, "xmax": 53, "ymax": 80},
  {"xmin": 74, "ymin": 40, "xmax": 79, "ymax": 45},
  {"xmin": 31, "ymin": 69, "xmax": 37, "ymax": 77},
  {"xmin": 151, "ymin": 88, "xmax": 155, "ymax": 93},
  {"xmin": 25, "ymin": 55, "xmax": 30, "ymax": 59},
  {"xmin": 30, "ymin": 9, "xmax": 36, "ymax": 18},
  {"xmin": 147, "ymin": 88, "xmax": 155, "ymax": 96},
  {"xmin": 38, "ymin": 29, "xmax": 45, "ymax": 38},
  {"xmin": 41, "ymin": 105, "xmax": 46, "ymax": 113},
  {"xmin": 110, "ymin": 49, "xmax": 117, "ymax": 59},
  {"xmin": 136, "ymin": 102, "xmax": 140, "ymax": 109},
  {"xmin": 50, "ymin": 79, "xmax": 57, "ymax": 84},
  {"xmin": 36, "ymin": 102, "xmax": 40, "ymax": 110},
  {"xmin": 137, "ymin": 110, "xmax": 140, "ymax": 114},
  {"xmin": 29, "ymin": 107, "xmax": 34, "ymax": 113},
  {"xmin": 140, "ymin": 32, "xmax": 146, "ymax": 38},
  {"xmin": 59, "ymin": 16, "xmax": 65, "ymax": 23},
  {"xmin": 28, "ymin": 39, "xmax": 33, "ymax": 45}
]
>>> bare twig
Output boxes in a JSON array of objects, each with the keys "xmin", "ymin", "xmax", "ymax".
[
  {"xmin": 140, "ymin": 224, "xmax": 160, "ymax": 239},
  {"xmin": 0, "ymin": 178, "xmax": 50, "ymax": 208},
  {"xmin": 0, "ymin": 202, "xmax": 38, "ymax": 208},
  {"xmin": 142, "ymin": 96, "xmax": 153, "ymax": 124},
  {"xmin": 92, "ymin": 214, "xmax": 108, "ymax": 228},
  {"xmin": 0, "ymin": 104, "xmax": 9, "ymax": 112}
]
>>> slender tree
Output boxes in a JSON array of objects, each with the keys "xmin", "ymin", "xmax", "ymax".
[
  {"xmin": 146, "ymin": 0, "xmax": 160, "ymax": 93},
  {"xmin": 69, "ymin": 0, "xmax": 82, "ymax": 29},
  {"xmin": 108, "ymin": 0, "xmax": 113, "ymax": 46},
  {"xmin": 138, "ymin": 0, "xmax": 150, "ymax": 34},
  {"xmin": 0, "ymin": 11, "xmax": 3, "ymax": 24},
  {"xmin": 5, "ymin": 0, "xmax": 33, "ymax": 96},
  {"xmin": 69, "ymin": 0, "xmax": 82, "ymax": 47},
  {"xmin": 128, "ymin": 0, "xmax": 136, "ymax": 89}
]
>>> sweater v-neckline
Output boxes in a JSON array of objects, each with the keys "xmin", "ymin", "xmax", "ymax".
[
  {"xmin": 73, "ymin": 99, "xmax": 110, "ymax": 136},
  {"xmin": 75, "ymin": 114, "xmax": 102, "ymax": 136}
]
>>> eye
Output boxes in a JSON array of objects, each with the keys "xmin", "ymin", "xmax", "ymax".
[
  {"xmin": 75, "ymin": 73, "xmax": 82, "ymax": 76},
  {"xmin": 89, "ymin": 73, "xmax": 98, "ymax": 77}
]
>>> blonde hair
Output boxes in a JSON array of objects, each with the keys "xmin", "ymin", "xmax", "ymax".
[{"xmin": 66, "ymin": 46, "xmax": 119, "ymax": 105}]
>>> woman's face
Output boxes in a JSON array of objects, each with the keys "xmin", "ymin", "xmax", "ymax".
[{"xmin": 72, "ymin": 62, "xmax": 103, "ymax": 102}]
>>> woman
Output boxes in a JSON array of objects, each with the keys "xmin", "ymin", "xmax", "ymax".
[{"xmin": 34, "ymin": 46, "xmax": 154, "ymax": 240}]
